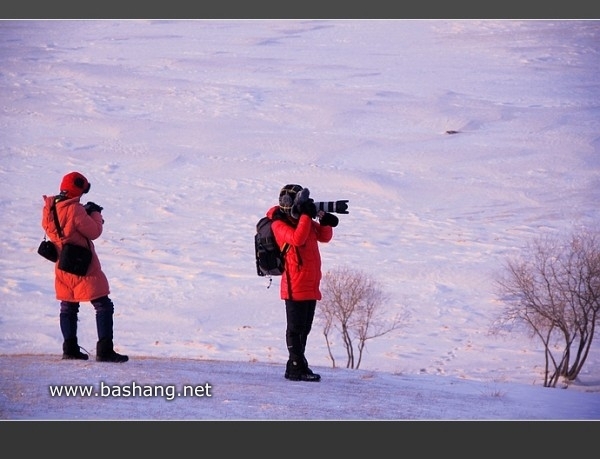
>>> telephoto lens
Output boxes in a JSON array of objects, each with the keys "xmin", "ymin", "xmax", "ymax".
[{"xmin": 314, "ymin": 200, "xmax": 349, "ymax": 214}]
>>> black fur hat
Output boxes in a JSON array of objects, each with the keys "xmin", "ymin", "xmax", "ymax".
[{"xmin": 279, "ymin": 184, "xmax": 310, "ymax": 219}]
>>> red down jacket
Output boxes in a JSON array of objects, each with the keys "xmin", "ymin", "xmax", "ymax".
[
  {"xmin": 267, "ymin": 205, "xmax": 333, "ymax": 301},
  {"xmin": 41, "ymin": 195, "xmax": 110, "ymax": 302}
]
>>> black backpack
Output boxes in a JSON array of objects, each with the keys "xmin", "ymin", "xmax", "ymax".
[{"xmin": 255, "ymin": 216, "xmax": 290, "ymax": 278}]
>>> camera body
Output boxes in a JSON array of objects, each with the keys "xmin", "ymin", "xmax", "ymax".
[{"xmin": 83, "ymin": 201, "xmax": 103, "ymax": 215}]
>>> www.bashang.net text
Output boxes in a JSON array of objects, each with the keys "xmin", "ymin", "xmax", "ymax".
[{"xmin": 48, "ymin": 381, "xmax": 212, "ymax": 401}]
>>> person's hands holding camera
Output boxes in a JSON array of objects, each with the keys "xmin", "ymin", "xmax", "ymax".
[
  {"xmin": 84, "ymin": 201, "xmax": 103, "ymax": 215},
  {"xmin": 299, "ymin": 199, "xmax": 317, "ymax": 218}
]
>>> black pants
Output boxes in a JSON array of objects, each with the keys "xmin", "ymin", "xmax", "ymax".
[
  {"xmin": 285, "ymin": 299, "xmax": 317, "ymax": 362},
  {"xmin": 59, "ymin": 295, "xmax": 115, "ymax": 342}
]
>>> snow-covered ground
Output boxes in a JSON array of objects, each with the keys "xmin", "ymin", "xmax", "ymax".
[{"xmin": 1, "ymin": 19, "xmax": 599, "ymax": 420}]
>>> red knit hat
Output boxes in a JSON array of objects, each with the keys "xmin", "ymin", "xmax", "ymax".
[{"xmin": 60, "ymin": 171, "xmax": 91, "ymax": 198}]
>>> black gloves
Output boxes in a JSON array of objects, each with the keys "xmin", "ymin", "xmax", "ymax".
[
  {"xmin": 298, "ymin": 199, "xmax": 317, "ymax": 218},
  {"xmin": 319, "ymin": 212, "xmax": 339, "ymax": 227},
  {"xmin": 84, "ymin": 201, "xmax": 103, "ymax": 215}
]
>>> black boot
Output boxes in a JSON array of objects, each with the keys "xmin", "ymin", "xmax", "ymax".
[
  {"xmin": 285, "ymin": 359, "xmax": 321, "ymax": 382},
  {"xmin": 285, "ymin": 358, "xmax": 321, "ymax": 379},
  {"xmin": 96, "ymin": 338, "xmax": 129, "ymax": 363},
  {"xmin": 302, "ymin": 357, "xmax": 321, "ymax": 381},
  {"xmin": 62, "ymin": 338, "xmax": 89, "ymax": 360},
  {"xmin": 93, "ymin": 297, "xmax": 128, "ymax": 362}
]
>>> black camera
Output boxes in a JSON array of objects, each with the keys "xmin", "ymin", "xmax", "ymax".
[
  {"xmin": 313, "ymin": 200, "xmax": 349, "ymax": 214},
  {"xmin": 84, "ymin": 201, "xmax": 103, "ymax": 215},
  {"xmin": 292, "ymin": 188, "xmax": 349, "ymax": 221}
]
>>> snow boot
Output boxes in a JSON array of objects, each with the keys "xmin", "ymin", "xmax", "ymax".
[
  {"xmin": 302, "ymin": 357, "xmax": 321, "ymax": 381},
  {"xmin": 62, "ymin": 338, "xmax": 89, "ymax": 360},
  {"xmin": 96, "ymin": 338, "xmax": 129, "ymax": 363},
  {"xmin": 285, "ymin": 359, "xmax": 321, "ymax": 382}
]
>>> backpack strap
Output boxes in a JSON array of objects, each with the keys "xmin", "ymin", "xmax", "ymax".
[
  {"xmin": 51, "ymin": 196, "xmax": 64, "ymax": 239},
  {"xmin": 51, "ymin": 195, "xmax": 91, "ymax": 250}
]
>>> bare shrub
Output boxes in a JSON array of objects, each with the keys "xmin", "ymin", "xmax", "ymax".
[
  {"xmin": 492, "ymin": 229, "xmax": 600, "ymax": 387},
  {"xmin": 318, "ymin": 265, "xmax": 407, "ymax": 369}
]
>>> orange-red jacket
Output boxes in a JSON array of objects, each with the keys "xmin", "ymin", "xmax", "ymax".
[
  {"xmin": 267, "ymin": 206, "xmax": 333, "ymax": 301},
  {"xmin": 41, "ymin": 195, "xmax": 110, "ymax": 302}
]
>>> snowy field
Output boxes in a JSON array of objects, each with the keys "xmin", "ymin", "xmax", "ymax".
[{"xmin": 1, "ymin": 19, "xmax": 599, "ymax": 421}]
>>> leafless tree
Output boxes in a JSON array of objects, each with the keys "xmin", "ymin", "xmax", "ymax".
[
  {"xmin": 493, "ymin": 229, "xmax": 600, "ymax": 387},
  {"xmin": 318, "ymin": 266, "xmax": 407, "ymax": 369}
]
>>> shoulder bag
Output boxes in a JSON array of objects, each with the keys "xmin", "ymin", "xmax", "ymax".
[{"xmin": 39, "ymin": 199, "xmax": 92, "ymax": 276}]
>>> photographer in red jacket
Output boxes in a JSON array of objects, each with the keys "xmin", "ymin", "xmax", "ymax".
[
  {"xmin": 267, "ymin": 184, "xmax": 338, "ymax": 382},
  {"xmin": 42, "ymin": 172, "xmax": 128, "ymax": 363}
]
